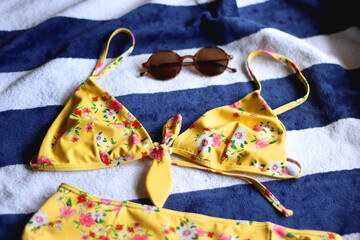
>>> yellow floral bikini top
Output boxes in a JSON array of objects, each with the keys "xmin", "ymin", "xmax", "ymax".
[{"xmin": 31, "ymin": 28, "xmax": 310, "ymax": 217}]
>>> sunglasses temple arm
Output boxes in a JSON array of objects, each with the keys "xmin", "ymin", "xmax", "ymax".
[
  {"xmin": 140, "ymin": 71, "xmax": 148, "ymax": 77},
  {"xmin": 227, "ymin": 55, "xmax": 237, "ymax": 72},
  {"xmin": 140, "ymin": 62, "xmax": 149, "ymax": 77},
  {"xmin": 227, "ymin": 66, "xmax": 237, "ymax": 72}
]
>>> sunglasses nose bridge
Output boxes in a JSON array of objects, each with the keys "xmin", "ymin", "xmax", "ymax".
[{"xmin": 180, "ymin": 55, "xmax": 196, "ymax": 66}]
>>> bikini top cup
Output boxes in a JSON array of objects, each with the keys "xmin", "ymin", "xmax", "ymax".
[{"xmin": 31, "ymin": 28, "xmax": 310, "ymax": 217}]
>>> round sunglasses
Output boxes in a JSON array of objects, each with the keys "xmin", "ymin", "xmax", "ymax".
[{"xmin": 140, "ymin": 46, "xmax": 237, "ymax": 80}]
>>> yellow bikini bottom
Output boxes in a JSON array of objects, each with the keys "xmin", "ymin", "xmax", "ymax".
[{"xmin": 22, "ymin": 183, "xmax": 341, "ymax": 240}]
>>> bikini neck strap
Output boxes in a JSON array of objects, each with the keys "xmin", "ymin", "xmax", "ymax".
[
  {"xmin": 89, "ymin": 28, "xmax": 135, "ymax": 81},
  {"xmin": 246, "ymin": 50, "xmax": 310, "ymax": 115}
]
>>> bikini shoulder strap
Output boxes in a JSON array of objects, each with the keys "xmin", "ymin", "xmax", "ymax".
[
  {"xmin": 246, "ymin": 49, "xmax": 310, "ymax": 115},
  {"xmin": 90, "ymin": 28, "xmax": 135, "ymax": 81}
]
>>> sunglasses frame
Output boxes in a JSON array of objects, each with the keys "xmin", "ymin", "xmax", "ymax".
[{"xmin": 141, "ymin": 46, "xmax": 236, "ymax": 80}]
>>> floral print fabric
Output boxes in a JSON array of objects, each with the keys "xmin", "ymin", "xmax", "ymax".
[
  {"xmin": 30, "ymin": 78, "xmax": 152, "ymax": 171},
  {"xmin": 31, "ymin": 45, "xmax": 309, "ymax": 217},
  {"xmin": 22, "ymin": 184, "xmax": 342, "ymax": 240}
]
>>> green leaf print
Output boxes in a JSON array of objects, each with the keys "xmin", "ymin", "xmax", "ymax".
[
  {"xmin": 66, "ymin": 198, "xmax": 72, "ymax": 207},
  {"xmin": 73, "ymin": 220, "xmax": 80, "ymax": 228},
  {"xmin": 287, "ymin": 232, "xmax": 296, "ymax": 238}
]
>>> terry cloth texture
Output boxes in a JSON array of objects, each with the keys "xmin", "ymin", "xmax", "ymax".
[{"xmin": 0, "ymin": 0, "xmax": 359, "ymax": 239}]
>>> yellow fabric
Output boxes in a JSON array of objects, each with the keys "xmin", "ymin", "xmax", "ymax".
[
  {"xmin": 146, "ymin": 114, "xmax": 182, "ymax": 207},
  {"xmin": 246, "ymin": 50, "xmax": 310, "ymax": 115},
  {"xmin": 30, "ymin": 28, "xmax": 311, "ymax": 216},
  {"xmin": 22, "ymin": 183, "xmax": 342, "ymax": 240}
]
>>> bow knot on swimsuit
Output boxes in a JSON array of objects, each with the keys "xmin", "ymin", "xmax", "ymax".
[
  {"xmin": 30, "ymin": 28, "xmax": 310, "ymax": 217},
  {"xmin": 149, "ymin": 143, "xmax": 172, "ymax": 158}
]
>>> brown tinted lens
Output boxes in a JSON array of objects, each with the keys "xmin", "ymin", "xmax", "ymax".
[
  {"xmin": 195, "ymin": 47, "xmax": 228, "ymax": 76},
  {"xmin": 148, "ymin": 51, "xmax": 182, "ymax": 80}
]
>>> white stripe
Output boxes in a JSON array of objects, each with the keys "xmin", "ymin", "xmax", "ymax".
[
  {"xmin": 148, "ymin": 0, "xmax": 216, "ymax": 6},
  {"xmin": 0, "ymin": 118, "xmax": 359, "ymax": 215},
  {"xmin": 236, "ymin": 0, "xmax": 268, "ymax": 8},
  {"xmin": 342, "ymin": 233, "xmax": 360, "ymax": 240},
  {"xmin": 0, "ymin": 0, "xmax": 81, "ymax": 31},
  {"xmin": 0, "ymin": 0, "xmax": 269, "ymax": 31},
  {"xmin": 1, "ymin": 27, "xmax": 359, "ymax": 112}
]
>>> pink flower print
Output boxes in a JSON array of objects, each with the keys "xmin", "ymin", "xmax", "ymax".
[
  {"xmin": 150, "ymin": 146, "xmax": 165, "ymax": 161},
  {"xmin": 83, "ymin": 107, "xmax": 91, "ymax": 114},
  {"xmin": 164, "ymin": 131, "xmax": 172, "ymax": 138},
  {"xmin": 253, "ymin": 125, "xmax": 263, "ymax": 132},
  {"xmin": 113, "ymin": 205, "xmax": 122, "ymax": 216},
  {"xmin": 98, "ymin": 70, "xmax": 105, "ymax": 76},
  {"xmin": 218, "ymin": 233, "xmax": 230, "ymax": 240},
  {"xmin": 212, "ymin": 133, "xmax": 221, "ymax": 147},
  {"xmin": 108, "ymin": 100, "xmax": 123, "ymax": 112},
  {"xmin": 95, "ymin": 61, "xmax": 103, "ymax": 70},
  {"xmin": 128, "ymin": 133, "xmax": 141, "ymax": 145},
  {"xmin": 229, "ymin": 101, "xmax": 239, "ymax": 109},
  {"xmin": 255, "ymin": 138, "xmax": 270, "ymax": 149},
  {"xmin": 79, "ymin": 213, "xmax": 95, "ymax": 227},
  {"xmin": 38, "ymin": 156, "xmax": 53, "ymax": 165},
  {"xmin": 72, "ymin": 137, "xmax": 79, "ymax": 143},
  {"xmin": 170, "ymin": 114, "xmax": 182, "ymax": 127},
  {"xmin": 59, "ymin": 206, "xmax": 76, "ymax": 217},
  {"xmin": 195, "ymin": 228, "xmax": 206, "ymax": 237},
  {"xmin": 262, "ymin": 99, "xmax": 270, "ymax": 109},
  {"xmin": 85, "ymin": 201, "xmax": 94, "ymax": 208},
  {"xmin": 44, "ymin": 158, "xmax": 52, "ymax": 165},
  {"xmin": 132, "ymin": 234, "xmax": 148, "ymax": 240},
  {"xmin": 112, "ymin": 123, "xmax": 124, "ymax": 129},
  {"xmin": 233, "ymin": 112, "xmax": 240, "ymax": 118},
  {"xmin": 100, "ymin": 198, "xmax": 112, "ymax": 205},
  {"xmin": 37, "ymin": 156, "xmax": 47, "ymax": 164},
  {"xmin": 125, "ymin": 154, "xmax": 135, "ymax": 161},
  {"xmin": 155, "ymin": 151, "xmax": 165, "ymax": 161},
  {"xmin": 99, "ymin": 151, "xmax": 111, "ymax": 166},
  {"xmin": 85, "ymin": 123, "xmax": 94, "ymax": 132},
  {"xmin": 273, "ymin": 224, "xmax": 288, "ymax": 238}
]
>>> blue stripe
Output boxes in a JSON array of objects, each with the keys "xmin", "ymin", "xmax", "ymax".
[
  {"xmin": 0, "ymin": 0, "xmax": 357, "ymax": 72},
  {"xmin": 1, "ymin": 169, "xmax": 359, "ymax": 239},
  {"xmin": 0, "ymin": 64, "xmax": 359, "ymax": 167},
  {"xmin": 163, "ymin": 168, "xmax": 360, "ymax": 235},
  {"xmin": 0, "ymin": 213, "xmax": 32, "ymax": 240}
]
